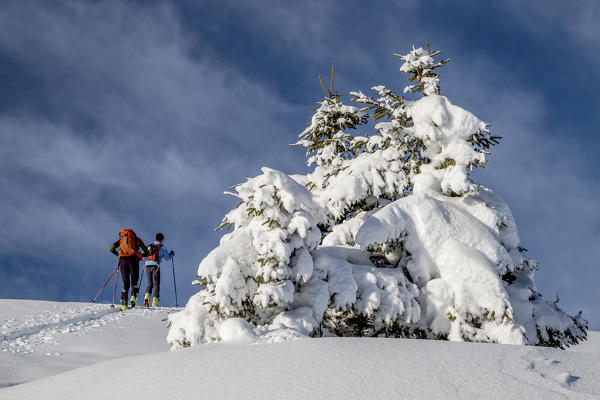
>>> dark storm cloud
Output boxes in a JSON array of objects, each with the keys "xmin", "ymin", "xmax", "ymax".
[{"xmin": 1, "ymin": 1, "xmax": 598, "ymax": 328}]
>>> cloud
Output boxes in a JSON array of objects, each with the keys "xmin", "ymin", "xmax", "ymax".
[
  {"xmin": 501, "ymin": 1, "xmax": 600, "ymax": 49},
  {"xmin": 0, "ymin": 1, "xmax": 301, "ymax": 305}
]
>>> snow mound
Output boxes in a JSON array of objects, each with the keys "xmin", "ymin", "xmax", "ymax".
[{"xmin": 217, "ymin": 318, "xmax": 256, "ymax": 344}]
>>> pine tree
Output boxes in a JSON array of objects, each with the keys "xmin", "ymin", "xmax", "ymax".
[
  {"xmin": 300, "ymin": 74, "xmax": 410, "ymax": 233},
  {"xmin": 351, "ymin": 44, "xmax": 586, "ymax": 346},
  {"xmin": 292, "ymin": 67, "xmax": 374, "ymax": 231},
  {"xmin": 167, "ymin": 168, "xmax": 321, "ymax": 345},
  {"xmin": 294, "ymin": 66, "xmax": 367, "ymax": 170},
  {"xmin": 396, "ymin": 43, "xmax": 449, "ymax": 96},
  {"xmin": 299, "ymin": 72, "xmax": 425, "ymax": 338}
]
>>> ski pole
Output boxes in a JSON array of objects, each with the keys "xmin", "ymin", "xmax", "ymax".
[
  {"xmin": 91, "ymin": 265, "xmax": 119, "ymax": 303},
  {"xmin": 171, "ymin": 256, "xmax": 179, "ymax": 307},
  {"xmin": 112, "ymin": 267, "xmax": 120, "ymax": 307},
  {"xmin": 138, "ymin": 265, "xmax": 145, "ymax": 289}
]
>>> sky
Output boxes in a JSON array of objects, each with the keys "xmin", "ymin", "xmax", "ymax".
[{"xmin": 0, "ymin": 1, "xmax": 598, "ymax": 329}]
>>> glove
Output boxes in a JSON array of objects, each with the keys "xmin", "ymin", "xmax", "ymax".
[{"xmin": 169, "ymin": 250, "xmax": 175, "ymax": 257}]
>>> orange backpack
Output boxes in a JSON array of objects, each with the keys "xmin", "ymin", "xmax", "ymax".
[{"xmin": 119, "ymin": 228, "xmax": 141, "ymax": 259}]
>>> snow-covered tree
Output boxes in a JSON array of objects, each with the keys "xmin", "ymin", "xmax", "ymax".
[
  {"xmin": 167, "ymin": 168, "xmax": 321, "ymax": 345},
  {"xmin": 292, "ymin": 67, "xmax": 376, "ymax": 230},
  {"xmin": 396, "ymin": 43, "xmax": 449, "ymax": 96},
  {"xmin": 168, "ymin": 44, "xmax": 587, "ymax": 349},
  {"xmin": 167, "ymin": 167, "xmax": 420, "ymax": 345},
  {"xmin": 349, "ymin": 44, "xmax": 586, "ymax": 346},
  {"xmin": 298, "ymin": 77, "xmax": 410, "ymax": 232},
  {"xmin": 294, "ymin": 67, "xmax": 367, "ymax": 170}
]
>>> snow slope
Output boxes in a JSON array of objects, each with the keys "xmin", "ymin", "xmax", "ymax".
[
  {"xmin": 0, "ymin": 300, "xmax": 173, "ymax": 388},
  {"xmin": 1, "ymin": 300, "xmax": 599, "ymax": 399}
]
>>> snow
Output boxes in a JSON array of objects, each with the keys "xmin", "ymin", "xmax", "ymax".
[
  {"xmin": 313, "ymin": 245, "xmax": 420, "ymax": 329},
  {"xmin": 0, "ymin": 299, "xmax": 173, "ymax": 388},
  {"xmin": 1, "ymin": 299, "xmax": 599, "ymax": 400},
  {"xmin": 398, "ymin": 47, "xmax": 435, "ymax": 73},
  {"xmin": 407, "ymin": 94, "xmax": 489, "ymax": 195},
  {"xmin": 216, "ymin": 318, "xmax": 256, "ymax": 344},
  {"xmin": 353, "ymin": 185, "xmax": 571, "ymax": 344},
  {"xmin": 310, "ymin": 152, "xmax": 405, "ymax": 225}
]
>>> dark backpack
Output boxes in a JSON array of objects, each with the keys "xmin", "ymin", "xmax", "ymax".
[{"xmin": 147, "ymin": 243, "xmax": 162, "ymax": 262}]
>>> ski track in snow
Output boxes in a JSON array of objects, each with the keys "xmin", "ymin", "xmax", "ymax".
[{"xmin": 0, "ymin": 304, "xmax": 158, "ymax": 355}]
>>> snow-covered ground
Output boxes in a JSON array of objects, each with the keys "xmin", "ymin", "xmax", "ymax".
[
  {"xmin": 1, "ymin": 300, "xmax": 598, "ymax": 400},
  {"xmin": 0, "ymin": 299, "xmax": 173, "ymax": 389}
]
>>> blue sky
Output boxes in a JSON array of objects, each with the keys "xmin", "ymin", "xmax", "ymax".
[{"xmin": 1, "ymin": 1, "xmax": 598, "ymax": 329}]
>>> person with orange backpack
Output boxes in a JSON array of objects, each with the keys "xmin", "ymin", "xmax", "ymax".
[
  {"xmin": 143, "ymin": 232, "xmax": 174, "ymax": 307},
  {"xmin": 109, "ymin": 228, "xmax": 149, "ymax": 310}
]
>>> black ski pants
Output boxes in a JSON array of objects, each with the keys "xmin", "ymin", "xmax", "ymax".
[
  {"xmin": 145, "ymin": 265, "xmax": 160, "ymax": 299},
  {"xmin": 119, "ymin": 255, "xmax": 140, "ymax": 300}
]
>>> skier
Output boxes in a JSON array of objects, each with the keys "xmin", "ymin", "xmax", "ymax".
[
  {"xmin": 143, "ymin": 232, "xmax": 174, "ymax": 307},
  {"xmin": 109, "ymin": 228, "xmax": 149, "ymax": 310}
]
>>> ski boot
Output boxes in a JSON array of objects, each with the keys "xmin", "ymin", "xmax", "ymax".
[
  {"xmin": 120, "ymin": 291, "xmax": 128, "ymax": 311},
  {"xmin": 144, "ymin": 293, "xmax": 150, "ymax": 308},
  {"xmin": 152, "ymin": 297, "xmax": 159, "ymax": 307},
  {"xmin": 130, "ymin": 287, "xmax": 139, "ymax": 308}
]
